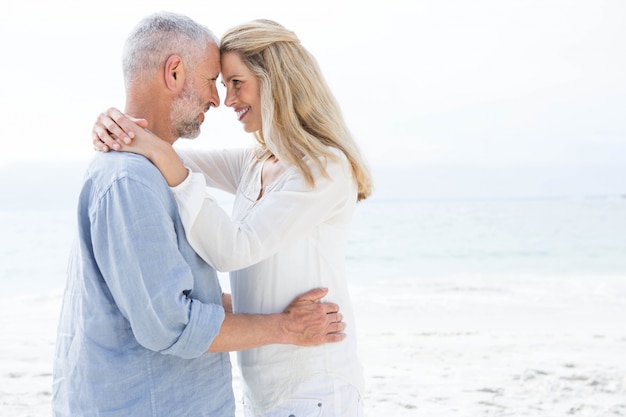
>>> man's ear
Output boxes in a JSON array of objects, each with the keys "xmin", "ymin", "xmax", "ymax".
[{"xmin": 164, "ymin": 54, "xmax": 185, "ymax": 92}]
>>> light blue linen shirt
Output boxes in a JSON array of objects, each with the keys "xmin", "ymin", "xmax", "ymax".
[{"xmin": 52, "ymin": 152, "xmax": 235, "ymax": 417}]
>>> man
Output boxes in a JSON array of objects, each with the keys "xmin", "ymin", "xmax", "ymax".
[{"xmin": 52, "ymin": 12, "xmax": 345, "ymax": 417}]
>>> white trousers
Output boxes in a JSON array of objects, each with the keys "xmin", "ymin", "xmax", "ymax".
[{"xmin": 243, "ymin": 376, "xmax": 364, "ymax": 417}]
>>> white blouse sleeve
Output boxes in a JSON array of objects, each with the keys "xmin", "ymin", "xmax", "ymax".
[
  {"xmin": 170, "ymin": 154, "xmax": 356, "ymax": 272},
  {"xmin": 175, "ymin": 146, "xmax": 252, "ymax": 194}
]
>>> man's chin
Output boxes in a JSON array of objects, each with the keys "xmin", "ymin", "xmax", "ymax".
[
  {"xmin": 174, "ymin": 125, "xmax": 201, "ymax": 140},
  {"xmin": 180, "ymin": 132, "xmax": 201, "ymax": 140}
]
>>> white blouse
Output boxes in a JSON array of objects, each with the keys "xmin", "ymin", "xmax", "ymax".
[{"xmin": 172, "ymin": 145, "xmax": 364, "ymax": 412}]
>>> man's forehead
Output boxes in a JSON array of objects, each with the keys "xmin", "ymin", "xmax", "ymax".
[{"xmin": 198, "ymin": 43, "xmax": 221, "ymax": 77}]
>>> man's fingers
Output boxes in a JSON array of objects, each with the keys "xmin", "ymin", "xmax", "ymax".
[
  {"xmin": 321, "ymin": 314, "xmax": 345, "ymax": 344},
  {"xmin": 280, "ymin": 287, "xmax": 350, "ymax": 347},
  {"xmin": 294, "ymin": 287, "xmax": 329, "ymax": 303},
  {"xmin": 324, "ymin": 332, "xmax": 347, "ymax": 344},
  {"xmin": 332, "ymin": 312, "xmax": 343, "ymax": 323},
  {"xmin": 320, "ymin": 302, "xmax": 340, "ymax": 315},
  {"xmin": 329, "ymin": 321, "xmax": 346, "ymax": 333}
]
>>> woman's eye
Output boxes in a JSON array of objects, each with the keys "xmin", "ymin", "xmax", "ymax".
[{"xmin": 233, "ymin": 80, "xmax": 241, "ymax": 87}]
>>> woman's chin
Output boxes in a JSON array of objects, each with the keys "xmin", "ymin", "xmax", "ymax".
[{"xmin": 242, "ymin": 124, "xmax": 259, "ymax": 133}]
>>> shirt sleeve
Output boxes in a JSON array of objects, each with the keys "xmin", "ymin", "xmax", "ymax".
[
  {"xmin": 175, "ymin": 146, "xmax": 252, "ymax": 194},
  {"xmin": 171, "ymin": 153, "xmax": 356, "ymax": 272},
  {"xmin": 91, "ymin": 175, "xmax": 225, "ymax": 359}
]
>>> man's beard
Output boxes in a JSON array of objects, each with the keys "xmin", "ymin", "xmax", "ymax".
[{"xmin": 170, "ymin": 82, "xmax": 205, "ymax": 139}]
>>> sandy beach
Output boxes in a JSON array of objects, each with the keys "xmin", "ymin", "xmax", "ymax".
[
  {"xmin": 352, "ymin": 274, "xmax": 626, "ymax": 416},
  {"xmin": 1, "ymin": 272, "xmax": 625, "ymax": 417}
]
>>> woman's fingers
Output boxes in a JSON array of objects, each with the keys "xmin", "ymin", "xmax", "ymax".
[
  {"xmin": 92, "ymin": 107, "xmax": 144, "ymax": 152},
  {"xmin": 106, "ymin": 107, "xmax": 138, "ymax": 145}
]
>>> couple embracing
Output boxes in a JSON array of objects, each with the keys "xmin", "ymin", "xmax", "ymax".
[{"xmin": 52, "ymin": 11, "xmax": 372, "ymax": 417}]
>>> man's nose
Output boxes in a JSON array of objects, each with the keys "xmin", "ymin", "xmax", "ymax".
[{"xmin": 209, "ymin": 84, "xmax": 220, "ymax": 108}]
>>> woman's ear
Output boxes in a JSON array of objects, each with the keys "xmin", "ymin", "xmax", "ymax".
[{"xmin": 164, "ymin": 54, "xmax": 185, "ymax": 92}]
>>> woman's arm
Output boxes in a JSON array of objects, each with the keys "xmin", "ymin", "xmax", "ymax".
[
  {"xmin": 145, "ymin": 139, "xmax": 189, "ymax": 187},
  {"xmin": 175, "ymin": 146, "xmax": 251, "ymax": 194},
  {"xmin": 92, "ymin": 108, "xmax": 189, "ymax": 187},
  {"xmin": 93, "ymin": 108, "xmax": 249, "ymax": 190},
  {"xmin": 175, "ymin": 152, "xmax": 356, "ymax": 271}
]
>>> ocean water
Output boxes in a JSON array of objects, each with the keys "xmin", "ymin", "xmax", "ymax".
[
  {"xmin": 346, "ymin": 196, "xmax": 626, "ymax": 281},
  {"xmin": 1, "ymin": 196, "xmax": 625, "ymax": 298}
]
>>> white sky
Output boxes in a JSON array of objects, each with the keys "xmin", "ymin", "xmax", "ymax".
[{"xmin": 1, "ymin": 0, "xmax": 625, "ymax": 198}]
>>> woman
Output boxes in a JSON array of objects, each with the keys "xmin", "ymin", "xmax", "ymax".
[{"xmin": 94, "ymin": 19, "xmax": 372, "ymax": 417}]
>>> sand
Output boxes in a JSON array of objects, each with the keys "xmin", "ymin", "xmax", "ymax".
[{"xmin": 1, "ymin": 273, "xmax": 625, "ymax": 416}]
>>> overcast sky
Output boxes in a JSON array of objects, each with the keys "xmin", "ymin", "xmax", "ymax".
[{"xmin": 1, "ymin": 0, "xmax": 625, "ymax": 200}]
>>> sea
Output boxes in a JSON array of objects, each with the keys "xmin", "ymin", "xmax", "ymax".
[
  {"xmin": 347, "ymin": 195, "xmax": 626, "ymax": 280},
  {"xmin": 1, "ymin": 195, "xmax": 625, "ymax": 298}
]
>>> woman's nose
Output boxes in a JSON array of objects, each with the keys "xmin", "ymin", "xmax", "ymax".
[{"xmin": 224, "ymin": 87, "xmax": 236, "ymax": 108}]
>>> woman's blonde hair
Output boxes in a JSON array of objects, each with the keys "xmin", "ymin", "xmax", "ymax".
[{"xmin": 220, "ymin": 20, "xmax": 372, "ymax": 201}]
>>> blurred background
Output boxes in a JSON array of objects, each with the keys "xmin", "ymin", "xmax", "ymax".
[
  {"xmin": 1, "ymin": 0, "xmax": 625, "ymax": 207},
  {"xmin": 1, "ymin": 0, "xmax": 626, "ymax": 295}
]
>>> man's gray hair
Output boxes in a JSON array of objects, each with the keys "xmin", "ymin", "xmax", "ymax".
[{"xmin": 122, "ymin": 11, "xmax": 219, "ymax": 87}]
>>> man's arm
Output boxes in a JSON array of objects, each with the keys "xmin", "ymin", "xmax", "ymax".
[
  {"xmin": 207, "ymin": 287, "xmax": 345, "ymax": 352},
  {"xmin": 92, "ymin": 169, "xmax": 226, "ymax": 359}
]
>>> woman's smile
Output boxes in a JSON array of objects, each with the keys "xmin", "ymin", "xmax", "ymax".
[{"xmin": 236, "ymin": 106, "xmax": 250, "ymax": 121}]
